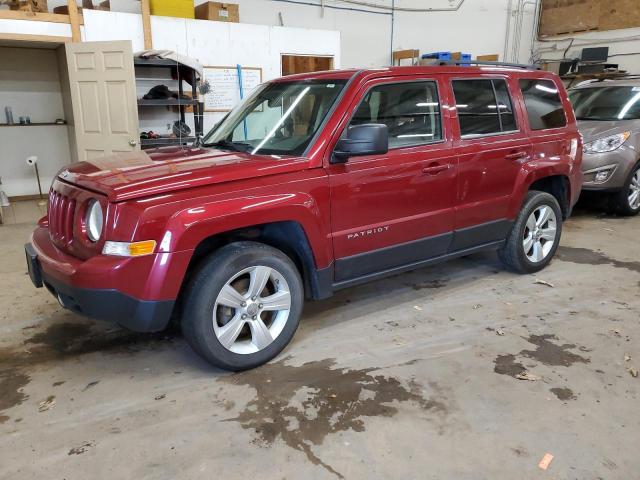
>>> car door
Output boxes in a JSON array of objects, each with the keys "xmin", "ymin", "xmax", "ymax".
[
  {"xmin": 324, "ymin": 76, "xmax": 457, "ymax": 284},
  {"xmin": 450, "ymin": 76, "xmax": 532, "ymax": 251}
]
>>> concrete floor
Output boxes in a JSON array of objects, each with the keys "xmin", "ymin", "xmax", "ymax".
[{"xmin": 0, "ymin": 205, "xmax": 639, "ymax": 479}]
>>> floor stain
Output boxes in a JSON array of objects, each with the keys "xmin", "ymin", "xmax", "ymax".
[
  {"xmin": 550, "ymin": 387, "xmax": 576, "ymax": 401},
  {"xmin": 82, "ymin": 381, "xmax": 100, "ymax": 392},
  {"xmin": 521, "ymin": 334, "xmax": 590, "ymax": 367},
  {"xmin": 494, "ymin": 334, "xmax": 589, "ymax": 379},
  {"xmin": 222, "ymin": 357, "xmax": 447, "ymax": 479},
  {"xmin": 557, "ymin": 246, "xmax": 640, "ymax": 274},
  {"xmin": 0, "ymin": 415, "xmax": 9, "ymax": 424},
  {"xmin": 68, "ymin": 441, "xmax": 94, "ymax": 455},
  {"xmin": 412, "ymin": 279, "xmax": 449, "ymax": 290},
  {"xmin": 0, "ymin": 369, "xmax": 31, "ymax": 416},
  {"xmin": 494, "ymin": 354, "xmax": 526, "ymax": 378},
  {"xmin": 0, "ymin": 321, "xmax": 177, "ymax": 419}
]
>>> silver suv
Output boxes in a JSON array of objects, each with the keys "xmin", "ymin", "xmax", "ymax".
[{"xmin": 569, "ymin": 79, "xmax": 640, "ymax": 215}]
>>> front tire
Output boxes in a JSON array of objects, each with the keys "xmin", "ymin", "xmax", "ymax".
[
  {"xmin": 498, "ymin": 191, "xmax": 563, "ymax": 274},
  {"xmin": 181, "ymin": 241, "xmax": 304, "ymax": 371},
  {"xmin": 612, "ymin": 163, "xmax": 640, "ymax": 216}
]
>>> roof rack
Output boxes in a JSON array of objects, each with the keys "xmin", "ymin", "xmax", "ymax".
[{"xmin": 441, "ymin": 60, "xmax": 540, "ymax": 70}]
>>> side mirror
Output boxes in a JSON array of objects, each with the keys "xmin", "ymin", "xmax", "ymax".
[{"xmin": 332, "ymin": 123, "xmax": 389, "ymax": 163}]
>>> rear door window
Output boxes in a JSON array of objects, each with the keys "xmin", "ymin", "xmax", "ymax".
[
  {"xmin": 519, "ymin": 79, "xmax": 567, "ymax": 130},
  {"xmin": 452, "ymin": 79, "xmax": 518, "ymax": 137},
  {"xmin": 349, "ymin": 81, "xmax": 442, "ymax": 149}
]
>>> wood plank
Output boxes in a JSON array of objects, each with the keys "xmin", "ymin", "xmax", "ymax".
[
  {"xmin": 539, "ymin": 0, "xmax": 600, "ymax": 37},
  {"xmin": 0, "ymin": 10, "xmax": 84, "ymax": 25},
  {"xmin": 67, "ymin": 0, "xmax": 81, "ymax": 42},
  {"xmin": 599, "ymin": 0, "xmax": 640, "ymax": 31},
  {"xmin": 141, "ymin": 0, "xmax": 152, "ymax": 50},
  {"xmin": 0, "ymin": 33, "xmax": 71, "ymax": 44}
]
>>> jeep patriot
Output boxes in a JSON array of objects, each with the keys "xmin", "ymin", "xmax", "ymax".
[{"xmin": 26, "ymin": 65, "xmax": 583, "ymax": 370}]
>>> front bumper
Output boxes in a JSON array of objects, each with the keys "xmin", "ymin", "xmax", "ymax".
[
  {"xmin": 27, "ymin": 227, "xmax": 192, "ymax": 332},
  {"xmin": 581, "ymin": 146, "xmax": 638, "ymax": 191}
]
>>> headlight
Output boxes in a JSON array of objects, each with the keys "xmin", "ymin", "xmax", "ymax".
[
  {"xmin": 583, "ymin": 131, "xmax": 631, "ymax": 154},
  {"xmin": 85, "ymin": 199, "xmax": 103, "ymax": 242}
]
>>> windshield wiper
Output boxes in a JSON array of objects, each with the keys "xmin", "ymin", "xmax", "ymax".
[{"xmin": 207, "ymin": 139, "xmax": 253, "ymax": 152}]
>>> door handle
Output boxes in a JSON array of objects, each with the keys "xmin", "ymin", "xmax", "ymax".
[
  {"xmin": 422, "ymin": 164, "xmax": 450, "ymax": 175},
  {"xmin": 505, "ymin": 150, "xmax": 529, "ymax": 160},
  {"xmin": 129, "ymin": 139, "xmax": 138, "ymax": 147}
]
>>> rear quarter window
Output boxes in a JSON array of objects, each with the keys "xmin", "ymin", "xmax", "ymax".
[{"xmin": 519, "ymin": 79, "xmax": 567, "ymax": 130}]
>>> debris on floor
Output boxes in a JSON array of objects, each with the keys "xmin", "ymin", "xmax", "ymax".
[
  {"xmin": 515, "ymin": 371, "xmax": 540, "ymax": 381},
  {"xmin": 534, "ymin": 279, "xmax": 555, "ymax": 288},
  {"xmin": 624, "ymin": 353, "xmax": 632, "ymax": 362},
  {"xmin": 496, "ymin": 329, "xmax": 505, "ymax": 336},
  {"xmin": 538, "ymin": 452, "xmax": 554, "ymax": 470},
  {"xmin": 38, "ymin": 395, "xmax": 56, "ymax": 412},
  {"xmin": 628, "ymin": 367, "xmax": 638, "ymax": 378}
]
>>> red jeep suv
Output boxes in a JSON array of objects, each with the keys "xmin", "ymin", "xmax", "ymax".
[{"xmin": 26, "ymin": 65, "xmax": 582, "ymax": 370}]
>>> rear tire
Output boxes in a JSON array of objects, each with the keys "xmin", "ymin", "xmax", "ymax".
[
  {"xmin": 181, "ymin": 241, "xmax": 303, "ymax": 371},
  {"xmin": 498, "ymin": 191, "xmax": 563, "ymax": 274},
  {"xmin": 612, "ymin": 163, "xmax": 640, "ymax": 216}
]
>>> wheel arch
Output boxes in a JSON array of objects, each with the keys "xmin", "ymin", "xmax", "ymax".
[
  {"xmin": 527, "ymin": 175, "xmax": 571, "ymax": 219},
  {"xmin": 179, "ymin": 221, "xmax": 333, "ymax": 309}
]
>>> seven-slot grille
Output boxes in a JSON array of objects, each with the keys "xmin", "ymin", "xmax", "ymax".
[{"xmin": 48, "ymin": 190, "xmax": 76, "ymax": 247}]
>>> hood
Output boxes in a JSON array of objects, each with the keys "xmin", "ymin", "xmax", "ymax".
[
  {"xmin": 577, "ymin": 119, "xmax": 640, "ymax": 143},
  {"xmin": 57, "ymin": 147, "xmax": 308, "ymax": 202}
]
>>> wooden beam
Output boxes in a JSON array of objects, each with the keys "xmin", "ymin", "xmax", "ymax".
[
  {"xmin": 0, "ymin": 33, "xmax": 71, "ymax": 44},
  {"xmin": 0, "ymin": 10, "xmax": 84, "ymax": 24},
  {"xmin": 67, "ymin": 0, "xmax": 81, "ymax": 42},
  {"xmin": 141, "ymin": 0, "xmax": 152, "ymax": 50}
]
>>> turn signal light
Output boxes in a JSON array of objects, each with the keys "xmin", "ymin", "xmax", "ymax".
[{"xmin": 102, "ymin": 240, "xmax": 157, "ymax": 257}]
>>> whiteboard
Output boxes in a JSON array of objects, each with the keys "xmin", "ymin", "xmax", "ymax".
[{"xmin": 203, "ymin": 66, "xmax": 262, "ymax": 112}]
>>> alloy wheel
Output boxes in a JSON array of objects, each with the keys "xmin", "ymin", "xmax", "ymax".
[
  {"xmin": 628, "ymin": 169, "xmax": 640, "ymax": 210},
  {"xmin": 523, "ymin": 205, "xmax": 557, "ymax": 263},
  {"xmin": 213, "ymin": 265, "xmax": 291, "ymax": 354}
]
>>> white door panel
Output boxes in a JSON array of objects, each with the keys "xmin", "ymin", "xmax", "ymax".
[{"xmin": 66, "ymin": 41, "xmax": 139, "ymax": 161}]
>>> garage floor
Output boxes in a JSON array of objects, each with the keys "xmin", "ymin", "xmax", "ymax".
[{"xmin": 1, "ymin": 206, "xmax": 638, "ymax": 479}]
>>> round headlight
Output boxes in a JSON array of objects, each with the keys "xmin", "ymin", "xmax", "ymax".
[{"xmin": 85, "ymin": 199, "xmax": 103, "ymax": 242}]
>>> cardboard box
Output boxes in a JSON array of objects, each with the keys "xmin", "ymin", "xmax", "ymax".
[
  {"xmin": 195, "ymin": 2, "xmax": 239, "ymax": 22},
  {"xmin": 99, "ymin": 0, "xmax": 141, "ymax": 13},
  {"xmin": 9, "ymin": 0, "xmax": 48, "ymax": 12},
  {"xmin": 476, "ymin": 54, "xmax": 499, "ymax": 61},
  {"xmin": 150, "ymin": 0, "xmax": 194, "ymax": 18}
]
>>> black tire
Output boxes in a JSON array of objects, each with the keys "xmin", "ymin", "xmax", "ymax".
[
  {"xmin": 498, "ymin": 191, "xmax": 563, "ymax": 274},
  {"xmin": 612, "ymin": 162, "xmax": 640, "ymax": 216},
  {"xmin": 181, "ymin": 241, "xmax": 304, "ymax": 371}
]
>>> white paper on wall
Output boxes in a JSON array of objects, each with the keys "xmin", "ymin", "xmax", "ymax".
[{"xmin": 203, "ymin": 66, "xmax": 262, "ymax": 112}]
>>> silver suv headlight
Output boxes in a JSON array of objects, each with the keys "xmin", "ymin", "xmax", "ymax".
[
  {"xmin": 85, "ymin": 199, "xmax": 103, "ymax": 242},
  {"xmin": 583, "ymin": 131, "xmax": 631, "ymax": 154}
]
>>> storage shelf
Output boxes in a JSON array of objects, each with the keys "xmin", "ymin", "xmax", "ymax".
[
  {"xmin": 137, "ymin": 98, "xmax": 198, "ymax": 107},
  {"xmin": 0, "ymin": 122, "xmax": 66, "ymax": 127},
  {"xmin": 134, "ymin": 58, "xmax": 181, "ymax": 68},
  {"xmin": 141, "ymin": 136, "xmax": 195, "ymax": 149}
]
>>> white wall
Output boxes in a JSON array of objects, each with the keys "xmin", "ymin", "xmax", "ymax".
[
  {"xmin": 0, "ymin": 47, "xmax": 71, "ymax": 197},
  {"xmin": 82, "ymin": 9, "xmax": 341, "ymax": 133}
]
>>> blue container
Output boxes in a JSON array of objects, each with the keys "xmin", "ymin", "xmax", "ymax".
[{"xmin": 421, "ymin": 51, "xmax": 452, "ymax": 62}]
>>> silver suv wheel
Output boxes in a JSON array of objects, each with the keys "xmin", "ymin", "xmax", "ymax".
[
  {"xmin": 213, "ymin": 265, "xmax": 291, "ymax": 355},
  {"xmin": 523, "ymin": 205, "xmax": 557, "ymax": 263},
  {"xmin": 628, "ymin": 169, "xmax": 640, "ymax": 210}
]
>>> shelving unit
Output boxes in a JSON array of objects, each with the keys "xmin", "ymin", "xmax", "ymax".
[
  {"xmin": 0, "ymin": 122, "xmax": 66, "ymax": 127},
  {"xmin": 134, "ymin": 57, "xmax": 203, "ymax": 150}
]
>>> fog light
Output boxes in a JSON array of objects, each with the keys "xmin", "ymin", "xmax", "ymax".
[
  {"xmin": 102, "ymin": 240, "xmax": 157, "ymax": 257},
  {"xmin": 595, "ymin": 170, "xmax": 610, "ymax": 182}
]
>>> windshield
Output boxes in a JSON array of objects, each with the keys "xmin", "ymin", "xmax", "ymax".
[
  {"xmin": 569, "ymin": 86, "xmax": 640, "ymax": 121},
  {"xmin": 202, "ymin": 79, "xmax": 347, "ymax": 156}
]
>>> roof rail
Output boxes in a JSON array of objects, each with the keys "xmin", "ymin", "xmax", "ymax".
[{"xmin": 441, "ymin": 60, "xmax": 540, "ymax": 70}]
